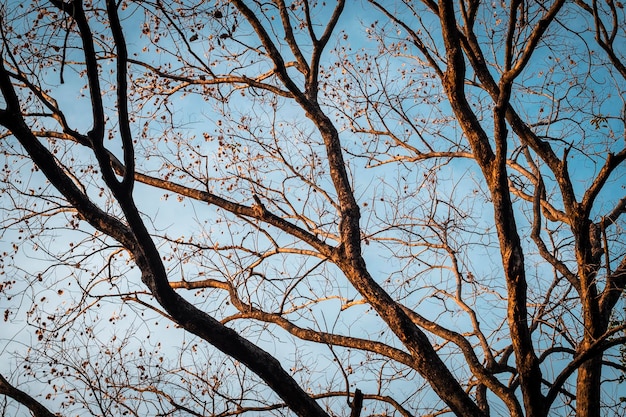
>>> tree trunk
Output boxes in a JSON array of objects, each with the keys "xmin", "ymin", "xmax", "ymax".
[{"xmin": 576, "ymin": 355, "xmax": 602, "ymax": 417}]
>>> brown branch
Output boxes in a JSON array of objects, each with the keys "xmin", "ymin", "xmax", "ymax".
[
  {"xmin": 230, "ymin": 0, "xmax": 305, "ymax": 100},
  {"xmin": 307, "ymin": 0, "xmax": 345, "ymax": 99},
  {"xmin": 0, "ymin": 374, "xmax": 59, "ymax": 417},
  {"xmin": 369, "ymin": 0, "xmax": 444, "ymax": 79},
  {"xmin": 126, "ymin": 165, "xmax": 333, "ymax": 256},
  {"xmin": 502, "ymin": 0, "xmax": 567, "ymax": 84},
  {"xmin": 127, "ymin": 58, "xmax": 294, "ymax": 98},
  {"xmin": 581, "ymin": 149, "xmax": 626, "ymax": 219},
  {"xmin": 546, "ymin": 330, "xmax": 626, "ymax": 409},
  {"xmin": 529, "ymin": 157, "xmax": 580, "ymax": 291},
  {"xmin": 349, "ymin": 388, "xmax": 364, "ymax": 417},
  {"xmin": 580, "ymin": 0, "xmax": 626, "ymax": 79},
  {"xmin": 438, "ymin": 2, "xmax": 542, "ymax": 414},
  {"xmin": 275, "ymin": 0, "xmax": 310, "ymax": 76},
  {"xmin": 400, "ymin": 306, "xmax": 522, "ymax": 416},
  {"xmin": 602, "ymin": 196, "xmax": 626, "ymax": 228},
  {"xmin": 223, "ymin": 303, "xmax": 416, "ymax": 369},
  {"xmin": 599, "ymin": 255, "xmax": 626, "ymax": 317}
]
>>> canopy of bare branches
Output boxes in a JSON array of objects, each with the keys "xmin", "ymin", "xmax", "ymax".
[{"xmin": 1, "ymin": 1, "xmax": 625, "ymax": 417}]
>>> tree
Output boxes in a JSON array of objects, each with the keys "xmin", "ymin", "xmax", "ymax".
[{"xmin": 0, "ymin": 0, "xmax": 625, "ymax": 416}]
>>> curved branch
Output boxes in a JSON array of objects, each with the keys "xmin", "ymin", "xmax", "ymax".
[
  {"xmin": 400, "ymin": 306, "xmax": 522, "ymax": 416},
  {"xmin": 226, "ymin": 307, "xmax": 416, "ymax": 369},
  {"xmin": 50, "ymin": 0, "xmax": 105, "ymax": 144},
  {"xmin": 105, "ymin": 0, "xmax": 134, "ymax": 193},
  {"xmin": 230, "ymin": 0, "xmax": 305, "ymax": 100},
  {"xmin": 546, "ymin": 330, "xmax": 626, "ymax": 409},
  {"xmin": 275, "ymin": 0, "xmax": 310, "ymax": 76},
  {"xmin": 127, "ymin": 58, "xmax": 294, "ymax": 98},
  {"xmin": 580, "ymin": 148, "xmax": 626, "ymax": 219},
  {"xmin": 307, "ymin": 0, "xmax": 345, "ymax": 99},
  {"xmin": 0, "ymin": 374, "xmax": 58, "ymax": 417}
]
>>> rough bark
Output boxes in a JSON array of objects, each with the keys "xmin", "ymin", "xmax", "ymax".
[
  {"xmin": 1, "ymin": 1, "xmax": 625, "ymax": 416},
  {"xmin": 437, "ymin": 2, "xmax": 544, "ymax": 415}
]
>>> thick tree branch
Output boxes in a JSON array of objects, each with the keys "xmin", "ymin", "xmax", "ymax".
[
  {"xmin": 105, "ymin": 0, "xmax": 134, "ymax": 193},
  {"xmin": 401, "ymin": 306, "xmax": 523, "ymax": 416},
  {"xmin": 0, "ymin": 374, "xmax": 58, "ymax": 417},
  {"xmin": 438, "ymin": 2, "xmax": 543, "ymax": 413}
]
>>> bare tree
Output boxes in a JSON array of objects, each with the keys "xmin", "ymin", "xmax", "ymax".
[{"xmin": 1, "ymin": 1, "xmax": 625, "ymax": 417}]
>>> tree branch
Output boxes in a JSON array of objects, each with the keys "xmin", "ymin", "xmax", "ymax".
[{"xmin": 0, "ymin": 374, "xmax": 58, "ymax": 417}]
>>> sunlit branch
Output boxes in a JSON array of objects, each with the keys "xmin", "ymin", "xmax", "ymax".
[
  {"xmin": 580, "ymin": 148, "xmax": 626, "ymax": 219},
  {"xmin": 546, "ymin": 330, "xmax": 626, "ymax": 409},
  {"xmin": 307, "ymin": 0, "xmax": 345, "ymax": 100},
  {"xmin": 222, "ymin": 303, "xmax": 417, "ymax": 369},
  {"xmin": 275, "ymin": 0, "xmax": 309, "ymax": 76},
  {"xmin": 127, "ymin": 58, "xmax": 294, "ymax": 98},
  {"xmin": 501, "ymin": 0, "xmax": 567, "ymax": 84},
  {"xmin": 400, "ymin": 306, "xmax": 522, "ymax": 415},
  {"xmin": 369, "ymin": 0, "xmax": 444, "ymax": 79},
  {"xmin": 126, "ymin": 385, "xmax": 204, "ymax": 417},
  {"xmin": 118, "ymin": 164, "xmax": 334, "ymax": 256}
]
